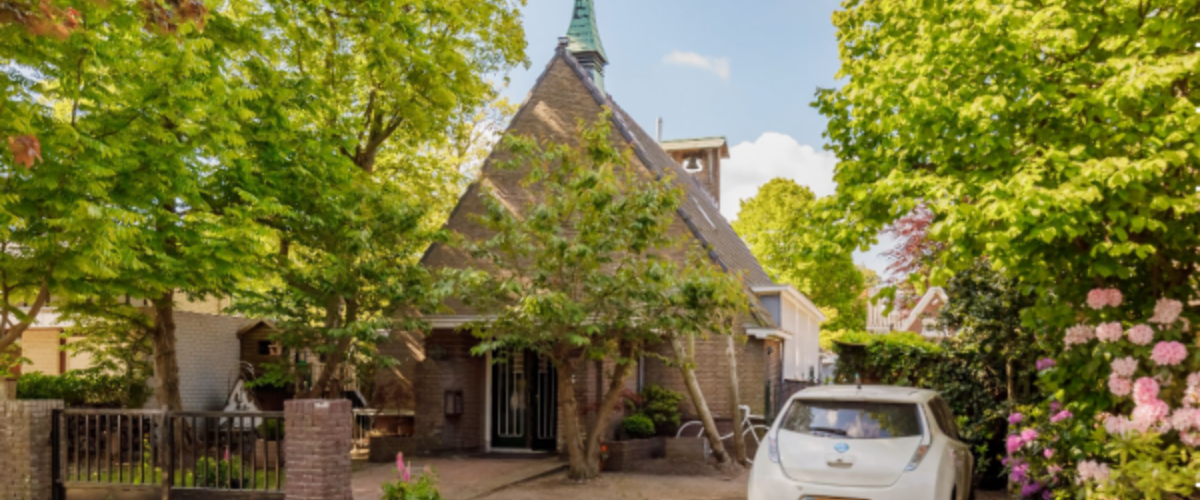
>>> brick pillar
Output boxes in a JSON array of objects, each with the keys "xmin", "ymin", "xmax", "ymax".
[
  {"xmin": 284, "ymin": 399, "xmax": 352, "ymax": 500},
  {"xmin": 0, "ymin": 400, "xmax": 64, "ymax": 500}
]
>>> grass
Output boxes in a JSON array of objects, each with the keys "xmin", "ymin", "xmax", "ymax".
[{"xmin": 65, "ymin": 465, "xmax": 285, "ymax": 490}]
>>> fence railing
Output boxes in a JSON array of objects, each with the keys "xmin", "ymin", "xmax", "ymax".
[
  {"xmin": 56, "ymin": 408, "xmax": 285, "ymax": 498},
  {"xmin": 352, "ymin": 409, "xmax": 379, "ymax": 452}
]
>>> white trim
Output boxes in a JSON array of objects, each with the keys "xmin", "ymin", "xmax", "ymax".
[
  {"xmin": 745, "ymin": 327, "xmax": 791, "ymax": 340},
  {"xmin": 899, "ymin": 287, "xmax": 949, "ymax": 332},
  {"xmin": 752, "ymin": 285, "xmax": 827, "ymax": 322},
  {"xmin": 428, "ymin": 315, "xmax": 487, "ymax": 329}
]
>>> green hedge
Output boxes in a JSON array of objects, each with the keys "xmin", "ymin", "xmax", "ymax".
[{"xmin": 17, "ymin": 370, "xmax": 148, "ymax": 408}]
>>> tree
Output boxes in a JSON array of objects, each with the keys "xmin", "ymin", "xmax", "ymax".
[
  {"xmin": 816, "ymin": 0, "xmax": 1200, "ymax": 318},
  {"xmin": 733, "ymin": 178, "xmax": 867, "ymax": 331},
  {"xmin": 229, "ymin": 0, "xmax": 528, "ymax": 398},
  {"xmin": 459, "ymin": 113, "xmax": 747, "ymax": 479}
]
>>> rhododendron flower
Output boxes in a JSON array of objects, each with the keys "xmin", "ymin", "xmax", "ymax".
[
  {"xmin": 1151, "ymin": 341, "xmax": 1188, "ymax": 366},
  {"xmin": 1047, "ymin": 465, "xmax": 1062, "ymax": 476},
  {"xmin": 1051, "ymin": 410, "xmax": 1072, "ymax": 423},
  {"xmin": 1009, "ymin": 412, "xmax": 1024, "ymax": 425},
  {"xmin": 1127, "ymin": 324, "xmax": 1155, "ymax": 345},
  {"xmin": 1043, "ymin": 448, "xmax": 1054, "ymax": 459},
  {"xmin": 1087, "ymin": 289, "xmax": 1109, "ymax": 310},
  {"xmin": 1171, "ymin": 408, "xmax": 1198, "ymax": 432},
  {"xmin": 1036, "ymin": 358, "xmax": 1056, "ymax": 371},
  {"xmin": 1111, "ymin": 357, "xmax": 1137, "ymax": 378},
  {"xmin": 1095, "ymin": 322, "xmax": 1123, "ymax": 342},
  {"xmin": 1132, "ymin": 400, "xmax": 1171, "ymax": 432},
  {"xmin": 1134, "ymin": 377, "xmax": 1161, "ymax": 405},
  {"xmin": 1041, "ymin": 490, "xmax": 1053, "ymax": 500},
  {"xmin": 1049, "ymin": 401, "xmax": 1061, "ymax": 413},
  {"xmin": 1108, "ymin": 374, "xmax": 1132, "ymax": 397},
  {"xmin": 1077, "ymin": 460, "xmax": 1110, "ymax": 484},
  {"xmin": 1021, "ymin": 482, "xmax": 1042, "ymax": 497},
  {"xmin": 1006, "ymin": 434, "xmax": 1024, "ymax": 454},
  {"xmin": 1020, "ymin": 429, "xmax": 1038, "ymax": 443},
  {"xmin": 1010, "ymin": 462, "xmax": 1030, "ymax": 483},
  {"xmin": 1182, "ymin": 431, "xmax": 1200, "ymax": 447},
  {"xmin": 1188, "ymin": 373, "xmax": 1200, "ymax": 388},
  {"xmin": 1064, "ymin": 324, "xmax": 1094, "ymax": 348},
  {"xmin": 1104, "ymin": 415, "xmax": 1132, "ymax": 436},
  {"xmin": 1150, "ymin": 298, "xmax": 1183, "ymax": 324}
]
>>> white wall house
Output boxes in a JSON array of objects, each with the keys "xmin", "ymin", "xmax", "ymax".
[{"xmin": 749, "ymin": 285, "xmax": 826, "ymax": 382}]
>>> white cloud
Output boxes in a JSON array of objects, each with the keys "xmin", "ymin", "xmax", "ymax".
[
  {"xmin": 663, "ymin": 51, "xmax": 731, "ymax": 80},
  {"xmin": 719, "ymin": 132, "xmax": 891, "ymax": 275}
]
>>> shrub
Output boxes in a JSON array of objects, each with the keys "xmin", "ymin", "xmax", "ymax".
[
  {"xmin": 16, "ymin": 370, "xmax": 146, "ymax": 408},
  {"xmin": 622, "ymin": 414, "xmax": 655, "ymax": 440},
  {"xmin": 258, "ymin": 419, "xmax": 285, "ymax": 441},
  {"xmin": 639, "ymin": 384, "xmax": 683, "ymax": 433},
  {"xmin": 382, "ymin": 455, "xmax": 441, "ymax": 500}
]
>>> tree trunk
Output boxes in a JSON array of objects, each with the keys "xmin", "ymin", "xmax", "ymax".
[
  {"xmin": 0, "ymin": 280, "xmax": 51, "ymax": 353},
  {"xmin": 302, "ymin": 295, "xmax": 350, "ymax": 399},
  {"xmin": 556, "ymin": 356, "xmax": 593, "ymax": 480},
  {"xmin": 1006, "ymin": 357, "xmax": 1016, "ymax": 410},
  {"xmin": 584, "ymin": 344, "xmax": 637, "ymax": 471},
  {"xmin": 670, "ymin": 334, "xmax": 730, "ymax": 464},
  {"xmin": 726, "ymin": 334, "xmax": 748, "ymax": 466},
  {"xmin": 151, "ymin": 291, "xmax": 184, "ymax": 411}
]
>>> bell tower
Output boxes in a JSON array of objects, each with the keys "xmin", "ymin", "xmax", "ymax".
[
  {"xmin": 661, "ymin": 137, "xmax": 730, "ymax": 208},
  {"xmin": 566, "ymin": 0, "xmax": 609, "ymax": 92}
]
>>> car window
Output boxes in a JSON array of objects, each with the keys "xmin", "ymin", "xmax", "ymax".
[
  {"xmin": 930, "ymin": 397, "xmax": 960, "ymax": 440},
  {"xmin": 780, "ymin": 399, "xmax": 923, "ymax": 439}
]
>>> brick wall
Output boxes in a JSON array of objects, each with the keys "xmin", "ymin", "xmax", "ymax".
[
  {"xmin": 643, "ymin": 333, "xmax": 772, "ymax": 421},
  {"xmin": 372, "ymin": 328, "xmax": 423, "ymax": 412},
  {"xmin": 411, "ymin": 330, "xmax": 485, "ymax": 453},
  {"xmin": 145, "ymin": 312, "xmax": 254, "ymax": 411},
  {"xmin": 0, "ymin": 400, "xmax": 63, "ymax": 500},
  {"xmin": 284, "ymin": 399, "xmax": 352, "ymax": 500},
  {"xmin": 21, "ymin": 329, "xmax": 62, "ymax": 375}
]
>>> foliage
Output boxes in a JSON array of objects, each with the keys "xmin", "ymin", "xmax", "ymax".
[
  {"xmin": 380, "ymin": 474, "xmax": 441, "ymax": 500},
  {"xmin": 833, "ymin": 332, "xmax": 1014, "ymax": 478},
  {"xmin": 457, "ymin": 112, "xmax": 749, "ymax": 479},
  {"xmin": 1004, "ymin": 290, "xmax": 1200, "ymax": 499},
  {"xmin": 733, "ymin": 178, "xmax": 867, "ymax": 332},
  {"xmin": 638, "ymin": 384, "xmax": 684, "ymax": 434},
  {"xmin": 815, "ymin": 0, "xmax": 1200, "ymax": 326},
  {"xmin": 227, "ymin": 0, "xmax": 528, "ymax": 398},
  {"xmin": 17, "ymin": 370, "xmax": 146, "ymax": 408},
  {"xmin": 621, "ymin": 414, "xmax": 656, "ymax": 440},
  {"xmin": 257, "ymin": 419, "xmax": 284, "ymax": 441},
  {"xmin": 194, "ymin": 455, "xmax": 245, "ymax": 488}
]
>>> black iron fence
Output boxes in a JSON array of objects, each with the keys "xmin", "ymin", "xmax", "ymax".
[{"xmin": 55, "ymin": 408, "xmax": 285, "ymax": 500}]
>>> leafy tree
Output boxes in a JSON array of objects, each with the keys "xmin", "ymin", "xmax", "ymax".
[
  {"xmin": 228, "ymin": 0, "xmax": 528, "ymax": 397},
  {"xmin": 458, "ymin": 113, "xmax": 748, "ymax": 479},
  {"xmin": 733, "ymin": 178, "xmax": 866, "ymax": 331},
  {"xmin": 816, "ymin": 0, "xmax": 1200, "ymax": 318}
]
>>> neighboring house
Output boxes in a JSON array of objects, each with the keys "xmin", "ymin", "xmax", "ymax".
[
  {"xmin": 10, "ymin": 295, "xmax": 256, "ymax": 411},
  {"xmin": 865, "ymin": 286, "xmax": 951, "ymax": 338},
  {"xmin": 374, "ymin": 0, "xmax": 825, "ymax": 455}
]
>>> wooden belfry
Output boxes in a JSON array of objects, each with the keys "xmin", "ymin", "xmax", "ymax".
[{"xmin": 661, "ymin": 137, "xmax": 731, "ymax": 209}]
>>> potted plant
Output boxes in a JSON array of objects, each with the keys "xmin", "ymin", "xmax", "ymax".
[{"xmin": 255, "ymin": 419, "xmax": 285, "ymax": 468}]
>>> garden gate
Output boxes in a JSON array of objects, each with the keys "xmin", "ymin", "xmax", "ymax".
[{"xmin": 52, "ymin": 408, "xmax": 285, "ymax": 500}]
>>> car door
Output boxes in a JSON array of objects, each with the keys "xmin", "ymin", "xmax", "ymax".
[{"xmin": 930, "ymin": 397, "xmax": 972, "ymax": 498}]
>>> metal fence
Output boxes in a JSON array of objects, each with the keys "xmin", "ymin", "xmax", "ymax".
[{"xmin": 55, "ymin": 408, "xmax": 285, "ymax": 500}]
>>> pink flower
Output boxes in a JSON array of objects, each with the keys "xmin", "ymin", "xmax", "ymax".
[
  {"xmin": 1127, "ymin": 324, "xmax": 1155, "ymax": 345},
  {"xmin": 1006, "ymin": 434, "xmax": 1024, "ymax": 454},
  {"xmin": 1064, "ymin": 323, "xmax": 1094, "ymax": 348},
  {"xmin": 1051, "ymin": 410, "xmax": 1073, "ymax": 423},
  {"xmin": 1048, "ymin": 465, "xmax": 1062, "ymax": 476},
  {"xmin": 1108, "ymin": 374, "xmax": 1132, "ymax": 397},
  {"xmin": 1050, "ymin": 401, "xmax": 1062, "ymax": 413},
  {"xmin": 1151, "ymin": 298, "xmax": 1183, "ymax": 324},
  {"xmin": 1151, "ymin": 341, "xmax": 1189, "ymax": 366},
  {"xmin": 1105, "ymin": 289, "xmax": 1124, "ymax": 308},
  {"xmin": 1132, "ymin": 400, "xmax": 1171, "ymax": 432},
  {"xmin": 1134, "ymin": 377, "xmax": 1160, "ymax": 405},
  {"xmin": 1105, "ymin": 415, "xmax": 1131, "ymax": 436},
  {"xmin": 1188, "ymin": 372, "xmax": 1200, "ymax": 388},
  {"xmin": 1020, "ymin": 429, "xmax": 1039, "ymax": 443},
  {"xmin": 1111, "ymin": 357, "xmax": 1138, "ymax": 378},
  {"xmin": 1077, "ymin": 460, "xmax": 1110, "ymax": 483},
  {"xmin": 1171, "ymin": 408, "xmax": 1198, "ymax": 432},
  {"xmin": 1087, "ymin": 289, "xmax": 1110, "ymax": 310},
  {"xmin": 1036, "ymin": 358, "xmax": 1057, "ymax": 371},
  {"xmin": 1009, "ymin": 412, "xmax": 1024, "ymax": 425},
  {"xmin": 396, "ymin": 452, "xmax": 411, "ymax": 483},
  {"xmin": 1182, "ymin": 431, "xmax": 1200, "ymax": 447},
  {"xmin": 1096, "ymin": 322, "xmax": 1123, "ymax": 343},
  {"xmin": 1043, "ymin": 448, "xmax": 1055, "ymax": 459}
]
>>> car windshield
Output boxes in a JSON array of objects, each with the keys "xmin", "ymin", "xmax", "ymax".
[{"xmin": 779, "ymin": 399, "xmax": 923, "ymax": 439}]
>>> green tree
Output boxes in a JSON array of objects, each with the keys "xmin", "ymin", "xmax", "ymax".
[
  {"xmin": 228, "ymin": 0, "xmax": 528, "ymax": 397},
  {"xmin": 816, "ymin": 0, "xmax": 1200, "ymax": 317},
  {"xmin": 733, "ymin": 178, "xmax": 866, "ymax": 331},
  {"xmin": 458, "ymin": 113, "xmax": 748, "ymax": 479}
]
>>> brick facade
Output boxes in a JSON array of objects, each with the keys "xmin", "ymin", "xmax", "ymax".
[
  {"xmin": 411, "ymin": 330, "xmax": 486, "ymax": 453},
  {"xmin": 643, "ymin": 334, "xmax": 778, "ymax": 422},
  {"xmin": 0, "ymin": 400, "xmax": 63, "ymax": 500},
  {"xmin": 284, "ymin": 399, "xmax": 352, "ymax": 500}
]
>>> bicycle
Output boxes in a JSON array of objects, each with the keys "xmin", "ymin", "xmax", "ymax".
[{"xmin": 676, "ymin": 404, "xmax": 771, "ymax": 462}]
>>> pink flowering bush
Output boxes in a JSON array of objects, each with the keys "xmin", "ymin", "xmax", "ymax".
[
  {"xmin": 1010, "ymin": 291, "xmax": 1200, "ymax": 499},
  {"xmin": 381, "ymin": 453, "xmax": 441, "ymax": 500}
]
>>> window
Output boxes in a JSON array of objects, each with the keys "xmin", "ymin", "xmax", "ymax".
[
  {"xmin": 780, "ymin": 399, "xmax": 923, "ymax": 439},
  {"xmin": 258, "ymin": 340, "xmax": 273, "ymax": 356},
  {"xmin": 929, "ymin": 397, "xmax": 961, "ymax": 440}
]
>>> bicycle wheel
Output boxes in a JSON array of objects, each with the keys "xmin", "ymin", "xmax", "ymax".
[
  {"xmin": 744, "ymin": 425, "xmax": 770, "ymax": 445},
  {"xmin": 676, "ymin": 421, "xmax": 703, "ymax": 438}
]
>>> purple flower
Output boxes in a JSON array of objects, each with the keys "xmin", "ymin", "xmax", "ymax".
[
  {"xmin": 1042, "ymin": 489, "xmax": 1053, "ymax": 500},
  {"xmin": 1020, "ymin": 429, "xmax": 1039, "ymax": 443},
  {"xmin": 1006, "ymin": 434, "xmax": 1024, "ymax": 454},
  {"xmin": 1021, "ymin": 482, "xmax": 1042, "ymax": 497},
  {"xmin": 1036, "ymin": 358, "xmax": 1057, "ymax": 371},
  {"xmin": 1043, "ymin": 448, "xmax": 1054, "ymax": 459},
  {"xmin": 1009, "ymin": 412, "xmax": 1025, "ymax": 425},
  {"xmin": 1049, "ymin": 401, "xmax": 1062, "ymax": 413},
  {"xmin": 1050, "ymin": 410, "xmax": 1072, "ymax": 423}
]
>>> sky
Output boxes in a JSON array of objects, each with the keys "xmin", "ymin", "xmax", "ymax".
[{"xmin": 497, "ymin": 0, "xmax": 890, "ymax": 274}]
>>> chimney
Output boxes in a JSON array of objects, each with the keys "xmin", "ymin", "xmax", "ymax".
[
  {"xmin": 656, "ymin": 117, "xmax": 663, "ymax": 143},
  {"xmin": 565, "ymin": 0, "xmax": 609, "ymax": 92}
]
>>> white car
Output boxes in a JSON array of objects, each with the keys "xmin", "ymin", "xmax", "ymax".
[{"xmin": 749, "ymin": 385, "xmax": 974, "ymax": 500}]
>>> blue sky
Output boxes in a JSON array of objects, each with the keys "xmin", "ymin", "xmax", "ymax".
[{"xmin": 498, "ymin": 0, "xmax": 890, "ymax": 274}]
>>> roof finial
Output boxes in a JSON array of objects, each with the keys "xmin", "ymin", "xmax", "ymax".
[{"xmin": 566, "ymin": 0, "xmax": 608, "ymax": 92}]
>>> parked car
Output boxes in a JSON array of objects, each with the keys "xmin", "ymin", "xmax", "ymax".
[{"xmin": 749, "ymin": 385, "xmax": 974, "ymax": 500}]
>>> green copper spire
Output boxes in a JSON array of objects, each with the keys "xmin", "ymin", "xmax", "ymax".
[{"xmin": 565, "ymin": 0, "xmax": 608, "ymax": 91}]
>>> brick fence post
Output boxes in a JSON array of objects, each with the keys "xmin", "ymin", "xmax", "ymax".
[
  {"xmin": 284, "ymin": 399, "xmax": 352, "ymax": 500},
  {"xmin": 0, "ymin": 400, "xmax": 64, "ymax": 500}
]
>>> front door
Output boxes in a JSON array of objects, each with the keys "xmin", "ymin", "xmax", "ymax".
[{"xmin": 491, "ymin": 350, "xmax": 557, "ymax": 450}]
